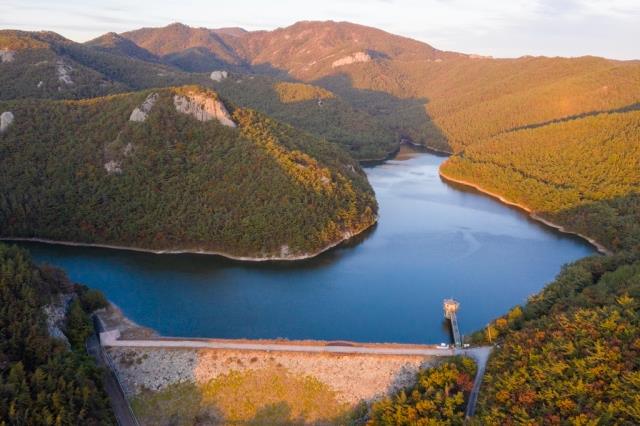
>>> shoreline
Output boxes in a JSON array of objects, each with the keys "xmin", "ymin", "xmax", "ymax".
[
  {"xmin": 438, "ymin": 171, "xmax": 612, "ymax": 255},
  {"xmin": 1, "ymin": 218, "xmax": 377, "ymax": 262},
  {"xmin": 358, "ymin": 141, "xmax": 452, "ymax": 165},
  {"xmin": 3, "ymin": 161, "xmax": 608, "ymax": 259}
]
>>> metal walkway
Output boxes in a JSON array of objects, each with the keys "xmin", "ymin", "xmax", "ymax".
[{"xmin": 449, "ymin": 311, "xmax": 462, "ymax": 348}]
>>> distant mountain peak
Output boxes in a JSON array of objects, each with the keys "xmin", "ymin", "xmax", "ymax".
[
  {"xmin": 86, "ymin": 31, "xmax": 159, "ymax": 63},
  {"xmin": 86, "ymin": 31, "xmax": 126, "ymax": 46},
  {"xmin": 166, "ymin": 22, "xmax": 189, "ymax": 28},
  {"xmin": 115, "ymin": 19, "xmax": 452, "ymax": 77}
]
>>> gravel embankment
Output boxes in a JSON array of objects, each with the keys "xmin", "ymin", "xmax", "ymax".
[{"xmin": 107, "ymin": 346, "xmax": 435, "ymax": 404}]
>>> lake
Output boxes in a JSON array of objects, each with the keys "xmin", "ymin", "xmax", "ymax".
[{"xmin": 19, "ymin": 145, "xmax": 595, "ymax": 344}]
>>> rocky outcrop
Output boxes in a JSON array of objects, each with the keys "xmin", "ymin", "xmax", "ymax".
[
  {"xmin": 0, "ymin": 111, "xmax": 14, "ymax": 133},
  {"xmin": 0, "ymin": 49, "xmax": 15, "ymax": 63},
  {"xmin": 210, "ymin": 70, "xmax": 228, "ymax": 82},
  {"xmin": 173, "ymin": 91, "xmax": 236, "ymax": 127},
  {"xmin": 129, "ymin": 93, "xmax": 158, "ymax": 122},
  {"xmin": 123, "ymin": 142, "xmax": 134, "ymax": 156},
  {"xmin": 43, "ymin": 294, "xmax": 74, "ymax": 348},
  {"xmin": 331, "ymin": 51, "xmax": 371, "ymax": 68},
  {"xmin": 56, "ymin": 60, "xmax": 73, "ymax": 85},
  {"xmin": 104, "ymin": 160, "xmax": 122, "ymax": 174},
  {"xmin": 468, "ymin": 54, "xmax": 493, "ymax": 59},
  {"xmin": 104, "ymin": 136, "xmax": 134, "ymax": 175}
]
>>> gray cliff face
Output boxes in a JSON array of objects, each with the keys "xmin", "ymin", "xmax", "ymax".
[
  {"xmin": 0, "ymin": 49, "xmax": 15, "ymax": 63},
  {"xmin": 210, "ymin": 70, "xmax": 228, "ymax": 82},
  {"xmin": 104, "ymin": 160, "xmax": 122, "ymax": 174},
  {"xmin": 43, "ymin": 293, "xmax": 75, "ymax": 348},
  {"xmin": 173, "ymin": 91, "xmax": 236, "ymax": 127},
  {"xmin": 129, "ymin": 92, "xmax": 159, "ymax": 122},
  {"xmin": 56, "ymin": 60, "xmax": 74, "ymax": 85},
  {"xmin": 0, "ymin": 111, "xmax": 14, "ymax": 133},
  {"xmin": 331, "ymin": 51, "xmax": 371, "ymax": 68}
]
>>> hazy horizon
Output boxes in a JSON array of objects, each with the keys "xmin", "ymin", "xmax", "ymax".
[{"xmin": 2, "ymin": 0, "xmax": 639, "ymax": 60}]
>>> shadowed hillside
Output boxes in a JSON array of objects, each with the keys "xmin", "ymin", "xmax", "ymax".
[
  {"xmin": 0, "ymin": 30, "xmax": 209, "ymax": 100},
  {"xmin": 210, "ymin": 73, "xmax": 417, "ymax": 159},
  {"xmin": 85, "ymin": 32, "xmax": 161, "ymax": 63},
  {"xmin": 121, "ymin": 22, "xmax": 249, "ymax": 72}
]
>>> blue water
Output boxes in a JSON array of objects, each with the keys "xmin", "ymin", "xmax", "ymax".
[{"xmin": 19, "ymin": 146, "xmax": 594, "ymax": 343}]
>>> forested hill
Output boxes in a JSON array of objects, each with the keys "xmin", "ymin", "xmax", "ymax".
[
  {"xmin": 441, "ymin": 109, "xmax": 640, "ymax": 253},
  {"xmin": 0, "ymin": 29, "xmax": 199, "ymax": 100},
  {"xmin": 0, "ymin": 85, "xmax": 377, "ymax": 259},
  {"xmin": 0, "ymin": 243, "xmax": 114, "ymax": 424},
  {"xmin": 472, "ymin": 247, "xmax": 640, "ymax": 423}
]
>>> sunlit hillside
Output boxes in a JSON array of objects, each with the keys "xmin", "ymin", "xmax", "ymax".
[{"xmin": 441, "ymin": 108, "xmax": 640, "ymax": 252}]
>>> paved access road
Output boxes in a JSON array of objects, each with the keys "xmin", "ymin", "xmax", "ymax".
[
  {"xmin": 101, "ymin": 330, "xmax": 488, "ymax": 357},
  {"xmin": 464, "ymin": 346, "xmax": 493, "ymax": 419},
  {"xmin": 87, "ymin": 334, "xmax": 139, "ymax": 426}
]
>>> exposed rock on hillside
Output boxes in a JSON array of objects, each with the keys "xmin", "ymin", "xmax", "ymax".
[
  {"xmin": 331, "ymin": 51, "xmax": 372, "ymax": 68},
  {"xmin": 0, "ymin": 111, "xmax": 14, "ymax": 133},
  {"xmin": 0, "ymin": 49, "xmax": 15, "ymax": 63},
  {"xmin": 43, "ymin": 293, "xmax": 74, "ymax": 347},
  {"xmin": 173, "ymin": 90, "xmax": 236, "ymax": 127},
  {"xmin": 104, "ymin": 160, "xmax": 122, "ymax": 174},
  {"xmin": 468, "ymin": 54, "xmax": 493, "ymax": 59},
  {"xmin": 129, "ymin": 92, "xmax": 158, "ymax": 122},
  {"xmin": 56, "ymin": 60, "xmax": 73, "ymax": 85},
  {"xmin": 210, "ymin": 70, "xmax": 228, "ymax": 81}
]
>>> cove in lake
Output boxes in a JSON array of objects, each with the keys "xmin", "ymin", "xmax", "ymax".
[{"xmin": 19, "ymin": 145, "xmax": 594, "ymax": 344}]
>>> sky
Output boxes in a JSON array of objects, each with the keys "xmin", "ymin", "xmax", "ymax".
[{"xmin": 1, "ymin": 0, "xmax": 639, "ymax": 60}]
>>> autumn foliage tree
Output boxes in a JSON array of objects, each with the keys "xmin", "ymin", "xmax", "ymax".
[{"xmin": 366, "ymin": 357, "xmax": 477, "ymax": 426}]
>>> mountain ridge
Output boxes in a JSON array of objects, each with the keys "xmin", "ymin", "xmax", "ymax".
[{"xmin": 109, "ymin": 21, "xmax": 640, "ymax": 153}]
